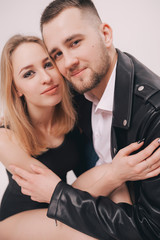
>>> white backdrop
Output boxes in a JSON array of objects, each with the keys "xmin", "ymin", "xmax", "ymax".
[{"xmin": 0, "ymin": 0, "xmax": 160, "ymax": 202}]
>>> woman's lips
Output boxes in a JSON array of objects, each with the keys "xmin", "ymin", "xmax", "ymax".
[{"xmin": 41, "ymin": 85, "xmax": 59, "ymax": 95}]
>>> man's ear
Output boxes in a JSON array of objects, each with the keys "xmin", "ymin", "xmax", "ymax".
[{"xmin": 100, "ymin": 23, "xmax": 113, "ymax": 47}]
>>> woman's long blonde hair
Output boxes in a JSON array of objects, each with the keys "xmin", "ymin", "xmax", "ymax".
[{"xmin": 0, "ymin": 34, "xmax": 76, "ymax": 156}]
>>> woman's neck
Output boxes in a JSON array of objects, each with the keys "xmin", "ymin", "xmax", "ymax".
[
  {"xmin": 28, "ymin": 105, "xmax": 55, "ymax": 132},
  {"xmin": 27, "ymin": 105, "xmax": 64, "ymax": 148}
]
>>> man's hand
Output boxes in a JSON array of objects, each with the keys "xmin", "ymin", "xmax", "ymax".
[{"xmin": 9, "ymin": 164, "xmax": 61, "ymax": 203}]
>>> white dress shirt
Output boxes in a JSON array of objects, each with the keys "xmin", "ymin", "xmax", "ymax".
[{"xmin": 84, "ymin": 64, "xmax": 116, "ymax": 166}]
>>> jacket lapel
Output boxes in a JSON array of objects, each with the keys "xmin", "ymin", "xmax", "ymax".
[{"xmin": 111, "ymin": 49, "xmax": 135, "ymax": 157}]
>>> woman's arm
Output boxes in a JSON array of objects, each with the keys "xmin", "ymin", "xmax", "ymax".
[
  {"xmin": 73, "ymin": 138, "xmax": 160, "ymax": 198},
  {"xmin": 108, "ymin": 183, "xmax": 132, "ymax": 204},
  {"xmin": 0, "ymin": 128, "xmax": 48, "ymax": 174},
  {"xmin": 10, "ymin": 138, "xmax": 160, "ymax": 204},
  {"xmin": 73, "ymin": 164, "xmax": 132, "ymax": 204}
]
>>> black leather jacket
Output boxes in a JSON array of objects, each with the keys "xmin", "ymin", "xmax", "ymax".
[{"xmin": 47, "ymin": 50, "xmax": 160, "ymax": 240}]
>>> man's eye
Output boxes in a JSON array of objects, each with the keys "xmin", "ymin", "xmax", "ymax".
[
  {"xmin": 44, "ymin": 61, "xmax": 53, "ymax": 69},
  {"xmin": 71, "ymin": 40, "xmax": 80, "ymax": 47},
  {"xmin": 23, "ymin": 70, "xmax": 35, "ymax": 78}
]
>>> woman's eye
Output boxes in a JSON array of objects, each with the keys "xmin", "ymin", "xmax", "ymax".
[
  {"xmin": 44, "ymin": 61, "xmax": 53, "ymax": 69},
  {"xmin": 54, "ymin": 52, "xmax": 62, "ymax": 61},
  {"xmin": 23, "ymin": 70, "xmax": 35, "ymax": 78}
]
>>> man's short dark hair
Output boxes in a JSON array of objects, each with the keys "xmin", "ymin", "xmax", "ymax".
[{"xmin": 40, "ymin": 0, "xmax": 101, "ymax": 31}]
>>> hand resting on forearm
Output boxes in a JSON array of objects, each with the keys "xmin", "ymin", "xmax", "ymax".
[{"xmin": 10, "ymin": 138, "xmax": 160, "ymax": 204}]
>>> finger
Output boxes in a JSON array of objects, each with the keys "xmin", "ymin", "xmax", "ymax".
[
  {"xmin": 144, "ymin": 166, "xmax": 160, "ymax": 179},
  {"xmin": 146, "ymin": 147, "xmax": 160, "ymax": 168},
  {"xmin": 132, "ymin": 138, "xmax": 160, "ymax": 163},
  {"xmin": 135, "ymin": 154, "xmax": 160, "ymax": 176},
  {"xmin": 148, "ymin": 160, "xmax": 160, "ymax": 172},
  {"xmin": 132, "ymin": 160, "xmax": 149, "ymax": 175},
  {"xmin": 30, "ymin": 164, "xmax": 45, "ymax": 174},
  {"xmin": 30, "ymin": 196, "xmax": 41, "ymax": 202},
  {"xmin": 21, "ymin": 187, "xmax": 32, "ymax": 197},
  {"xmin": 10, "ymin": 165, "xmax": 31, "ymax": 181},
  {"xmin": 12, "ymin": 174, "xmax": 28, "ymax": 188},
  {"xmin": 118, "ymin": 141, "xmax": 144, "ymax": 157}
]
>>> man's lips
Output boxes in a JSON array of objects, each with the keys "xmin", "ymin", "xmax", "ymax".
[
  {"xmin": 70, "ymin": 68, "xmax": 86, "ymax": 77},
  {"xmin": 41, "ymin": 85, "xmax": 59, "ymax": 95}
]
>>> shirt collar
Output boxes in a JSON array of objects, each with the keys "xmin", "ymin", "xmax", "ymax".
[{"xmin": 85, "ymin": 63, "xmax": 117, "ymax": 113}]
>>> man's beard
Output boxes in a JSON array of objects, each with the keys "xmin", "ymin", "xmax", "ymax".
[
  {"xmin": 70, "ymin": 61, "xmax": 111, "ymax": 95},
  {"xmin": 69, "ymin": 45, "xmax": 111, "ymax": 94},
  {"xmin": 70, "ymin": 71, "xmax": 103, "ymax": 94}
]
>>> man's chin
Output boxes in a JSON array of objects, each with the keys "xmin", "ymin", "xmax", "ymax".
[{"xmin": 70, "ymin": 84, "xmax": 89, "ymax": 94}]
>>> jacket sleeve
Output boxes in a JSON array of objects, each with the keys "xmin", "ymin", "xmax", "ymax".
[
  {"xmin": 47, "ymin": 181, "xmax": 146, "ymax": 240},
  {"xmin": 47, "ymin": 107, "xmax": 160, "ymax": 239},
  {"xmin": 47, "ymin": 155, "xmax": 160, "ymax": 238}
]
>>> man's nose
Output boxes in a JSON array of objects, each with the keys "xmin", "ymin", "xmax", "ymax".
[{"xmin": 64, "ymin": 53, "xmax": 79, "ymax": 70}]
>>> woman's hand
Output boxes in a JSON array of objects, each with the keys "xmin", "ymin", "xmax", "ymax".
[
  {"xmin": 10, "ymin": 164, "xmax": 61, "ymax": 203},
  {"xmin": 111, "ymin": 138, "xmax": 160, "ymax": 184},
  {"xmin": 73, "ymin": 138, "xmax": 160, "ymax": 199},
  {"xmin": 9, "ymin": 138, "xmax": 160, "ymax": 204}
]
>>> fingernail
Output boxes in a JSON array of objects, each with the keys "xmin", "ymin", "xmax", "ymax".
[
  {"xmin": 158, "ymin": 138, "xmax": 160, "ymax": 144},
  {"xmin": 137, "ymin": 138, "xmax": 145, "ymax": 144}
]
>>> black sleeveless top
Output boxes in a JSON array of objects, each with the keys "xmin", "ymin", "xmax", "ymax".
[{"xmin": 0, "ymin": 127, "xmax": 87, "ymax": 220}]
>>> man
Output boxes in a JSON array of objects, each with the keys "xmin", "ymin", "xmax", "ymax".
[{"xmin": 11, "ymin": 0, "xmax": 160, "ymax": 239}]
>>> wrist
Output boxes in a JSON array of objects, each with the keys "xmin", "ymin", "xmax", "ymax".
[
  {"xmin": 48, "ymin": 179, "xmax": 61, "ymax": 203},
  {"xmin": 108, "ymin": 164, "xmax": 123, "ymax": 189},
  {"xmin": 99, "ymin": 164, "xmax": 122, "ymax": 195}
]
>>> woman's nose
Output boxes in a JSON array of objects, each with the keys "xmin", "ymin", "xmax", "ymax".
[{"xmin": 40, "ymin": 70, "xmax": 52, "ymax": 84}]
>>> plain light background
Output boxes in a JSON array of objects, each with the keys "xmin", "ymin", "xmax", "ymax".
[{"xmin": 0, "ymin": 0, "xmax": 160, "ymax": 202}]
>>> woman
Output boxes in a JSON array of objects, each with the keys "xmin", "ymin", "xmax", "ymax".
[
  {"xmin": 0, "ymin": 34, "xmax": 160, "ymax": 240},
  {"xmin": 0, "ymin": 34, "xmax": 87, "ymax": 220}
]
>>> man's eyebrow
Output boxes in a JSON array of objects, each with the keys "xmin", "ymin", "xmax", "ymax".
[
  {"xmin": 64, "ymin": 34, "xmax": 83, "ymax": 44},
  {"xmin": 49, "ymin": 34, "xmax": 83, "ymax": 56},
  {"xmin": 49, "ymin": 48, "xmax": 56, "ymax": 56}
]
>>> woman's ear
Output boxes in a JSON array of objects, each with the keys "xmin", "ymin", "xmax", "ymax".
[
  {"xmin": 100, "ymin": 23, "xmax": 113, "ymax": 47},
  {"xmin": 17, "ymin": 90, "xmax": 23, "ymax": 97},
  {"xmin": 13, "ymin": 83, "xmax": 23, "ymax": 97}
]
